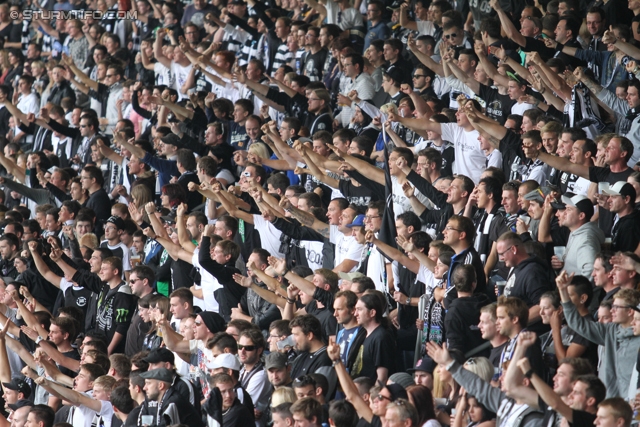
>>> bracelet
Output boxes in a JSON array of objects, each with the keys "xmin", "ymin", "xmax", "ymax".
[
  {"xmin": 286, "ymin": 298, "xmax": 295, "ymax": 304},
  {"xmin": 332, "ymin": 360, "xmax": 342, "ymax": 367},
  {"xmin": 524, "ymin": 369, "xmax": 534, "ymax": 379},
  {"xmin": 281, "ymin": 269, "xmax": 289, "ymax": 277}
]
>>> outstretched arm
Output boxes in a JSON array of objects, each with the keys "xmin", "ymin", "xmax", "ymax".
[
  {"xmin": 503, "ymin": 333, "xmax": 540, "ymax": 408},
  {"xmin": 280, "ymin": 198, "xmax": 331, "ymax": 239},
  {"xmin": 328, "ymin": 144, "xmax": 385, "ymax": 184},
  {"xmin": 490, "ymin": 0, "xmax": 526, "ymax": 47}
]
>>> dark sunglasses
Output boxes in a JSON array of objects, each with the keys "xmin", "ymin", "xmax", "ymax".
[
  {"xmin": 238, "ymin": 344, "xmax": 256, "ymax": 351},
  {"xmin": 444, "ymin": 34, "xmax": 457, "ymax": 39}
]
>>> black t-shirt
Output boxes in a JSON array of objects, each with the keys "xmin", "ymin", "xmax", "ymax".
[
  {"xmin": 479, "ymin": 84, "xmax": 515, "ymax": 125},
  {"xmin": 303, "ymin": 49, "xmax": 328, "ymax": 81},
  {"xmin": 338, "ymin": 180, "xmax": 377, "ymax": 207},
  {"xmin": 589, "ymin": 166, "xmax": 634, "ymax": 236},
  {"xmin": 63, "ymin": 285, "xmax": 93, "ymax": 325},
  {"xmin": 570, "ymin": 409, "xmax": 597, "ymax": 427},
  {"xmin": 611, "ymin": 210, "xmax": 640, "ymax": 252},
  {"xmin": 359, "ymin": 325, "xmax": 396, "ymax": 380},
  {"xmin": 59, "ymin": 349, "xmax": 81, "ymax": 378},
  {"xmin": 559, "ymin": 172, "xmax": 581, "ymax": 195}
]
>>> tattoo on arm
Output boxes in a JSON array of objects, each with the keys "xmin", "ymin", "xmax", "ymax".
[
  {"xmin": 582, "ymin": 78, "xmax": 602, "ymax": 95},
  {"xmin": 317, "ymin": 227, "xmax": 330, "ymax": 238},
  {"xmin": 291, "ymin": 208, "xmax": 315, "ymax": 227}
]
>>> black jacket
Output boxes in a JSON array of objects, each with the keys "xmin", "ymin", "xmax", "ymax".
[
  {"xmin": 445, "ymin": 293, "xmax": 491, "ymax": 357},
  {"xmin": 47, "ymin": 80, "xmax": 76, "ymax": 106},
  {"xmin": 137, "ymin": 386, "xmax": 204, "ymax": 427}
]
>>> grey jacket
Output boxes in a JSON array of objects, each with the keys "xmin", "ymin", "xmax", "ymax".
[
  {"xmin": 2, "ymin": 179, "xmax": 58, "ymax": 206},
  {"xmin": 564, "ymin": 301, "xmax": 640, "ymax": 397},
  {"xmin": 563, "ymin": 221, "xmax": 604, "ymax": 278},
  {"xmin": 450, "ymin": 361, "xmax": 543, "ymax": 427},
  {"xmin": 597, "ymin": 88, "xmax": 640, "ymax": 168}
]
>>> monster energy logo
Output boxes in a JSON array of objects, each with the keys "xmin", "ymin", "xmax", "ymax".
[{"xmin": 116, "ymin": 308, "xmax": 129, "ymax": 323}]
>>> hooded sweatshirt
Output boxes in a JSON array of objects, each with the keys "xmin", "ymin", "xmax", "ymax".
[
  {"xmin": 564, "ymin": 221, "xmax": 605, "ymax": 278},
  {"xmin": 563, "ymin": 300, "xmax": 640, "ymax": 398},
  {"xmin": 445, "ymin": 293, "xmax": 491, "ymax": 357}
]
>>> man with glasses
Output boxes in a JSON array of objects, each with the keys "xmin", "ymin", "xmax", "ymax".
[
  {"xmin": 364, "ymin": 0, "xmax": 390, "ymax": 50},
  {"xmin": 125, "ymin": 265, "xmax": 156, "ymax": 356},
  {"xmin": 335, "ymin": 53, "xmax": 374, "ymax": 127},
  {"xmin": 495, "ymin": 232, "xmax": 553, "ymax": 330},
  {"xmin": 557, "ymin": 273, "xmax": 640, "ymax": 398},
  {"xmin": 63, "ymin": 55, "xmax": 124, "ymax": 136},
  {"xmin": 237, "ymin": 329, "xmax": 271, "ymax": 426},
  {"xmin": 412, "ymin": 64, "xmax": 436, "ymax": 97}
]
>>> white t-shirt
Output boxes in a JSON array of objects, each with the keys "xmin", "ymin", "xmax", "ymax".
[
  {"xmin": 17, "ymin": 92, "xmax": 39, "ymax": 115},
  {"xmin": 253, "ymin": 214, "xmax": 285, "ymax": 259},
  {"xmin": 486, "ymin": 149, "xmax": 503, "ymax": 168},
  {"xmin": 192, "ymin": 249, "xmax": 222, "ymax": 312},
  {"xmin": 70, "ymin": 392, "xmax": 98, "ymax": 427},
  {"xmin": 330, "ymin": 225, "xmax": 364, "ymax": 271},
  {"xmin": 100, "ymin": 241, "xmax": 132, "ymax": 272},
  {"xmin": 300, "ymin": 240, "xmax": 324, "ymax": 271},
  {"xmin": 154, "ymin": 62, "xmax": 174, "ymax": 87},
  {"xmin": 440, "ymin": 123, "xmax": 485, "ymax": 184},
  {"xmin": 511, "ymin": 102, "xmax": 535, "ymax": 115},
  {"xmin": 171, "ymin": 62, "xmax": 193, "ymax": 101},
  {"xmin": 367, "ymin": 242, "xmax": 389, "ymax": 293},
  {"xmin": 573, "ymin": 177, "xmax": 592, "ymax": 196},
  {"xmin": 391, "ymin": 175, "xmax": 434, "ymax": 215}
]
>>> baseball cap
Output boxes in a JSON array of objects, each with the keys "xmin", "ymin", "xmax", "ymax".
[
  {"xmin": 384, "ymin": 66, "xmax": 404, "ymax": 85},
  {"xmin": 602, "ymin": 181, "xmax": 636, "ymax": 200},
  {"xmin": 551, "ymin": 194, "xmax": 594, "ymax": 220},
  {"xmin": 7, "ymin": 399, "xmax": 32, "ymax": 411},
  {"xmin": 523, "ymin": 187, "xmax": 551, "ymax": 204},
  {"xmin": 407, "ymin": 355, "xmax": 436, "ymax": 374},
  {"xmin": 346, "ymin": 214, "xmax": 365, "ymax": 228},
  {"xmin": 106, "ymin": 215, "xmax": 125, "ymax": 230},
  {"xmin": 338, "ymin": 272, "xmax": 365, "ymax": 281},
  {"xmin": 2, "ymin": 379, "xmax": 30, "ymax": 398},
  {"xmin": 143, "ymin": 348, "xmax": 175, "ymax": 365},
  {"xmin": 139, "ymin": 368, "xmax": 174, "ymax": 383},
  {"xmin": 384, "ymin": 383, "xmax": 408, "ymax": 401},
  {"xmin": 207, "ymin": 353, "xmax": 241, "ymax": 371},
  {"xmin": 387, "ymin": 0, "xmax": 404, "ymax": 10},
  {"xmin": 265, "ymin": 352, "xmax": 289, "ymax": 370},
  {"xmin": 160, "ymin": 133, "xmax": 181, "ymax": 146}
]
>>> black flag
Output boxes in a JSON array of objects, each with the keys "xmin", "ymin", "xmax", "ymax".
[{"xmin": 378, "ymin": 143, "xmax": 397, "ymax": 257}]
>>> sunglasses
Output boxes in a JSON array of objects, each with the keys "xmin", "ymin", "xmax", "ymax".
[
  {"xmin": 444, "ymin": 34, "xmax": 457, "ymax": 39},
  {"xmin": 238, "ymin": 344, "xmax": 256, "ymax": 352}
]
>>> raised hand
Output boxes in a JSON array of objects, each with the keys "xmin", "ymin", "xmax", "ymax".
[
  {"xmin": 279, "ymin": 197, "xmax": 293, "ymax": 212},
  {"xmin": 426, "ymin": 341, "xmax": 453, "ymax": 365},
  {"xmin": 601, "ymin": 26, "xmax": 617, "ymax": 44},
  {"xmin": 21, "ymin": 325, "xmax": 39, "ymax": 342},
  {"xmin": 555, "ymin": 270, "xmax": 574, "ymax": 291},
  {"xmin": 327, "ymin": 336, "xmax": 340, "ymax": 361},
  {"xmin": 145, "ymin": 202, "xmax": 156, "ymax": 214},
  {"xmin": 517, "ymin": 330, "xmax": 537, "ymax": 348},
  {"xmin": 402, "ymin": 181, "xmax": 415, "ymax": 198},
  {"xmin": 516, "ymin": 357, "xmax": 532, "ymax": 375},
  {"xmin": 573, "ymin": 67, "xmax": 586, "ymax": 82},
  {"xmin": 611, "ymin": 253, "xmax": 640, "ymax": 272},
  {"xmin": 233, "ymin": 273, "xmax": 253, "ymax": 288},
  {"xmin": 268, "ymin": 256, "xmax": 287, "ymax": 276},
  {"xmin": 396, "ymin": 234, "xmax": 415, "ymax": 252}
]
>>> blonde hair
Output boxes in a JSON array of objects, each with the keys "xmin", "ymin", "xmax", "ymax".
[
  {"xmin": 248, "ymin": 142, "xmax": 270, "ymax": 159},
  {"xmin": 380, "ymin": 103, "xmax": 398, "ymax": 116},
  {"xmin": 94, "ymin": 375, "xmax": 117, "ymax": 392},
  {"xmin": 79, "ymin": 233, "xmax": 99, "ymax": 250},
  {"xmin": 431, "ymin": 368, "xmax": 446, "ymax": 399},
  {"xmin": 463, "ymin": 357, "xmax": 495, "ymax": 383},
  {"xmin": 271, "ymin": 387, "xmax": 297, "ymax": 407}
]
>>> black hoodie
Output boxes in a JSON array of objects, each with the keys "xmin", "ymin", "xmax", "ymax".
[{"xmin": 445, "ymin": 292, "xmax": 492, "ymax": 357}]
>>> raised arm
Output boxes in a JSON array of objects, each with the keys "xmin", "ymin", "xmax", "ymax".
[
  {"xmin": 157, "ymin": 319, "xmax": 191, "ymax": 354},
  {"xmin": 29, "ymin": 242, "xmax": 63, "ymax": 288},
  {"xmin": 327, "ymin": 338, "xmax": 374, "ymax": 423},
  {"xmin": 153, "ymin": 29, "xmax": 173, "ymax": 69},
  {"xmin": 490, "ymin": 0, "xmax": 526, "ymax": 47},
  {"xmin": 327, "ymin": 144, "xmax": 385, "ymax": 184},
  {"xmin": 407, "ymin": 35, "xmax": 444, "ymax": 76},
  {"xmin": 519, "ymin": 356, "xmax": 573, "ymax": 420},
  {"xmin": 368, "ymin": 231, "xmax": 420, "ymax": 274},
  {"xmin": 280, "ymin": 198, "xmax": 331, "ymax": 239},
  {"xmin": 62, "ymin": 54, "xmax": 99, "ymax": 91},
  {"xmin": 503, "ymin": 332, "xmax": 541, "ymax": 407}
]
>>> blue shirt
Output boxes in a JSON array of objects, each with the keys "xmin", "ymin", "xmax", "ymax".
[{"xmin": 364, "ymin": 21, "xmax": 390, "ymax": 51}]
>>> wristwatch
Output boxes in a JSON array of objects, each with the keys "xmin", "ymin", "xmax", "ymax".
[
  {"xmin": 405, "ymin": 297, "xmax": 411, "ymax": 305},
  {"xmin": 35, "ymin": 336, "xmax": 44, "ymax": 345}
]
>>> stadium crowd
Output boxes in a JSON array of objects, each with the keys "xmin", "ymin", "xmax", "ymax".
[{"xmin": 4, "ymin": 0, "xmax": 640, "ymax": 426}]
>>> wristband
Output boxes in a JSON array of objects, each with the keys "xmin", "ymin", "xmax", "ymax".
[
  {"xmin": 286, "ymin": 298, "xmax": 295, "ymax": 304},
  {"xmin": 524, "ymin": 368, "xmax": 534, "ymax": 379},
  {"xmin": 555, "ymin": 42, "xmax": 564, "ymax": 53},
  {"xmin": 332, "ymin": 360, "xmax": 342, "ymax": 367},
  {"xmin": 35, "ymin": 336, "xmax": 43, "ymax": 345}
]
